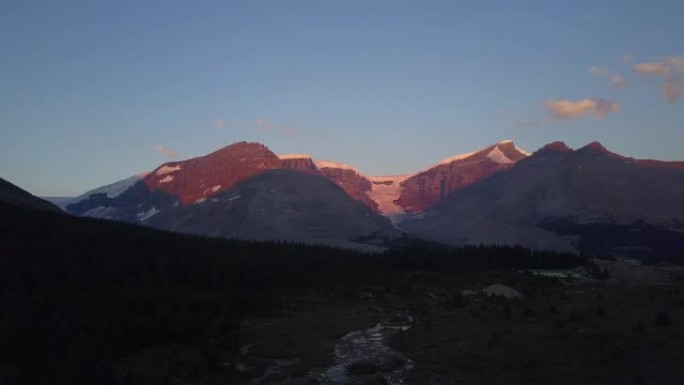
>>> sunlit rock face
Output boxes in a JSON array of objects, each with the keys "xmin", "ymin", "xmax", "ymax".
[
  {"xmin": 400, "ymin": 141, "xmax": 684, "ymax": 260},
  {"xmin": 143, "ymin": 142, "xmax": 282, "ymax": 205},
  {"xmin": 280, "ymin": 154, "xmax": 318, "ymax": 174},
  {"xmin": 278, "ymin": 141, "xmax": 531, "ymax": 216},
  {"xmin": 62, "ymin": 143, "xmax": 402, "ymax": 249},
  {"xmin": 316, "ymin": 165, "xmax": 379, "ymax": 213},
  {"xmin": 396, "ymin": 140, "xmax": 530, "ymax": 213}
]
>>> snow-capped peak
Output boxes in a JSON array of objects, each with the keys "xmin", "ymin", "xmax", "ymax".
[
  {"xmin": 498, "ymin": 139, "xmax": 531, "ymax": 156},
  {"xmin": 432, "ymin": 140, "xmax": 530, "ymax": 168},
  {"xmin": 155, "ymin": 165, "xmax": 182, "ymax": 176},
  {"xmin": 69, "ymin": 173, "xmax": 147, "ymax": 204},
  {"xmin": 278, "ymin": 154, "xmax": 312, "ymax": 160},
  {"xmin": 515, "ymin": 146, "xmax": 532, "ymax": 156},
  {"xmin": 487, "ymin": 146, "xmax": 514, "ymax": 164},
  {"xmin": 435, "ymin": 151, "xmax": 477, "ymax": 166},
  {"xmin": 313, "ymin": 159, "xmax": 360, "ymax": 172}
]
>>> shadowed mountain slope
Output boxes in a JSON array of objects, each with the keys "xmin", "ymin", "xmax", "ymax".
[
  {"xmin": 401, "ymin": 141, "xmax": 684, "ymax": 260},
  {"xmin": 0, "ymin": 177, "xmax": 61, "ymax": 212}
]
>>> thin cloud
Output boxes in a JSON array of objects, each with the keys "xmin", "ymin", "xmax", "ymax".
[
  {"xmin": 633, "ymin": 56, "xmax": 684, "ymax": 103},
  {"xmin": 255, "ymin": 119, "xmax": 272, "ymax": 131},
  {"xmin": 633, "ymin": 62, "xmax": 672, "ymax": 76},
  {"xmin": 588, "ymin": 66, "xmax": 627, "ymax": 88},
  {"xmin": 662, "ymin": 77, "xmax": 683, "ymax": 103},
  {"xmin": 546, "ymin": 98, "xmax": 621, "ymax": 120},
  {"xmin": 515, "ymin": 119, "xmax": 552, "ymax": 129},
  {"xmin": 212, "ymin": 119, "xmax": 224, "ymax": 128},
  {"xmin": 623, "ymin": 52, "xmax": 633, "ymax": 63},
  {"xmin": 155, "ymin": 145, "xmax": 178, "ymax": 158},
  {"xmin": 255, "ymin": 119, "xmax": 298, "ymax": 136}
]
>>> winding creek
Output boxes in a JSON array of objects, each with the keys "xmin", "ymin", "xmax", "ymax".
[
  {"xmin": 311, "ymin": 312, "xmax": 414, "ymax": 384},
  {"xmin": 248, "ymin": 311, "xmax": 415, "ymax": 384}
]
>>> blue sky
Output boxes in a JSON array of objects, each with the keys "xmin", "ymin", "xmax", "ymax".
[{"xmin": 1, "ymin": 0, "xmax": 683, "ymax": 196}]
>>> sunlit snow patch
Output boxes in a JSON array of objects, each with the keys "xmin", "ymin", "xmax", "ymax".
[
  {"xmin": 435, "ymin": 150, "xmax": 477, "ymax": 166},
  {"xmin": 486, "ymin": 146, "xmax": 513, "ymax": 164},
  {"xmin": 156, "ymin": 165, "xmax": 182, "ymax": 176},
  {"xmin": 278, "ymin": 154, "xmax": 311, "ymax": 160},
  {"xmin": 313, "ymin": 159, "xmax": 361, "ymax": 172},
  {"xmin": 366, "ymin": 175, "xmax": 411, "ymax": 215}
]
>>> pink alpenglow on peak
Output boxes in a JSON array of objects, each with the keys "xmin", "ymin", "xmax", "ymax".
[
  {"xmin": 313, "ymin": 159, "xmax": 361, "ymax": 173},
  {"xmin": 278, "ymin": 154, "xmax": 312, "ymax": 160}
]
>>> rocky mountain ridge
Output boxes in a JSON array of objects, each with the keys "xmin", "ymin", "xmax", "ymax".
[
  {"xmin": 400, "ymin": 141, "xmax": 684, "ymax": 260},
  {"xmin": 52, "ymin": 139, "xmax": 684, "ymax": 258}
]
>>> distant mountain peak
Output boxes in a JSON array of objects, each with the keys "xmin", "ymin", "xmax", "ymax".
[
  {"xmin": 435, "ymin": 140, "xmax": 529, "ymax": 167},
  {"xmin": 207, "ymin": 141, "xmax": 272, "ymax": 158},
  {"xmin": 493, "ymin": 140, "xmax": 530, "ymax": 162},
  {"xmin": 144, "ymin": 141, "xmax": 282, "ymax": 204},
  {"xmin": 580, "ymin": 141, "xmax": 608, "ymax": 153},
  {"xmin": 539, "ymin": 141, "xmax": 572, "ymax": 153},
  {"xmin": 486, "ymin": 145, "xmax": 515, "ymax": 164},
  {"xmin": 577, "ymin": 141, "xmax": 627, "ymax": 159}
]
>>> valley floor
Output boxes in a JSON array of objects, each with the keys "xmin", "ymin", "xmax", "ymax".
[{"xmin": 228, "ymin": 267, "xmax": 684, "ymax": 385}]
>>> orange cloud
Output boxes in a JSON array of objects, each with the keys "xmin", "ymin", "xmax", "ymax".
[
  {"xmin": 662, "ymin": 77, "xmax": 683, "ymax": 103},
  {"xmin": 588, "ymin": 66, "xmax": 627, "ymax": 88},
  {"xmin": 155, "ymin": 145, "xmax": 178, "ymax": 158},
  {"xmin": 546, "ymin": 98, "xmax": 621, "ymax": 120},
  {"xmin": 633, "ymin": 56, "xmax": 684, "ymax": 103},
  {"xmin": 633, "ymin": 62, "xmax": 672, "ymax": 76}
]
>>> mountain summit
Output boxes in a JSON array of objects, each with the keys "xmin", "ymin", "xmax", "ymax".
[
  {"xmin": 62, "ymin": 142, "xmax": 402, "ymax": 249},
  {"xmin": 144, "ymin": 142, "xmax": 282, "ymax": 205},
  {"xmin": 63, "ymin": 139, "xmax": 533, "ymax": 219},
  {"xmin": 395, "ymin": 140, "xmax": 530, "ymax": 213},
  {"xmin": 401, "ymin": 142, "xmax": 684, "ymax": 260}
]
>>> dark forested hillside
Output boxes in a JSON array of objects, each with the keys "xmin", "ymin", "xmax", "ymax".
[
  {"xmin": 0, "ymin": 202, "xmax": 586, "ymax": 385},
  {"xmin": 0, "ymin": 177, "xmax": 61, "ymax": 212}
]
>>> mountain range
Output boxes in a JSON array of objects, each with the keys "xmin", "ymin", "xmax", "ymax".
[
  {"xmin": 26, "ymin": 139, "xmax": 684, "ymax": 260},
  {"xmin": 401, "ymin": 141, "xmax": 684, "ymax": 260}
]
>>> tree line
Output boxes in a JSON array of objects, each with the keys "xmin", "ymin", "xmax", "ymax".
[{"xmin": 0, "ymin": 202, "xmax": 586, "ymax": 384}]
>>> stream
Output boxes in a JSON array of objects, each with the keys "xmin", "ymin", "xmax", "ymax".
[
  {"xmin": 247, "ymin": 311, "xmax": 414, "ymax": 385},
  {"xmin": 309, "ymin": 312, "xmax": 414, "ymax": 384}
]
